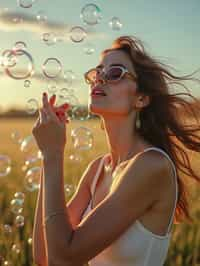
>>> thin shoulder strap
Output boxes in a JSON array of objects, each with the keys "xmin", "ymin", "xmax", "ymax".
[
  {"xmin": 143, "ymin": 147, "xmax": 178, "ymax": 233},
  {"xmin": 90, "ymin": 154, "xmax": 108, "ymax": 196}
]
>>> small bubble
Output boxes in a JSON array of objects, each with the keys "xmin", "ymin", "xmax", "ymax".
[
  {"xmin": 12, "ymin": 243, "xmax": 21, "ymax": 254},
  {"xmin": 0, "ymin": 155, "xmax": 11, "ymax": 177},
  {"xmin": 47, "ymin": 80, "xmax": 58, "ymax": 93},
  {"xmin": 109, "ymin": 16, "xmax": 122, "ymax": 31},
  {"xmin": 24, "ymin": 166, "xmax": 41, "ymax": 192},
  {"xmin": 26, "ymin": 98, "xmax": 38, "ymax": 114},
  {"xmin": 71, "ymin": 126, "xmax": 93, "ymax": 150},
  {"xmin": 70, "ymin": 26, "xmax": 87, "ymax": 43},
  {"xmin": 13, "ymin": 41, "xmax": 27, "ymax": 51},
  {"xmin": 80, "ymin": 4, "xmax": 102, "ymax": 25},
  {"xmin": 36, "ymin": 10, "xmax": 47, "ymax": 23},
  {"xmin": 11, "ymin": 130, "xmax": 22, "ymax": 144},
  {"xmin": 17, "ymin": 0, "xmax": 35, "ymax": 8},
  {"xmin": 24, "ymin": 79, "xmax": 31, "ymax": 88},
  {"xmin": 28, "ymin": 237, "xmax": 32, "ymax": 245},
  {"xmin": 42, "ymin": 32, "xmax": 56, "ymax": 46},
  {"xmin": 84, "ymin": 43, "xmax": 95, "ymax": 55},
  {"xmin": 15, "ymin": 215, "xmax": 24, "ymax": 227},
  {"xmin": 42, "ymin": 58, "xmax": 62, "ymax": 79},
  {"xmin": 3, "ymin": 224, "xmax": 12, "ymax": 234},
  {"xmin": 63, "ymin": 70, "xmax": 76, "ymax": 87},
  {"xmin": 10, "ymin": 198, "xmax": 23, "ymax": 214},
  {"xmin": 14, "ymin": 192, "xmax": 25, "ymax": 204}
]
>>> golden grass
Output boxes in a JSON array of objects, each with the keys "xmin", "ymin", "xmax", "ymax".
[{"xmin": 0, "ymin": 118, "xmax": 199, "ymax": 266}]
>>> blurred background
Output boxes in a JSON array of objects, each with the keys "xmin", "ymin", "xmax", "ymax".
[{"xmin": 0, "ymin": 0, "xmax": 200, "ymax": 265}]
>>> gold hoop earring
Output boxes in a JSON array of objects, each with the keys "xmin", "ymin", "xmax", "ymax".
[{"xmin": 135, "ymin": 111, "xmax": 141, "ymax": 130}]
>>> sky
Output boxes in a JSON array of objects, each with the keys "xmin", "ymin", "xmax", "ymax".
[{"xmin": 0, "ymin": 0, "xmax": 199, "ymax": 111}]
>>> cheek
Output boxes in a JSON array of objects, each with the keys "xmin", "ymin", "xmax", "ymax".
[{"xmin": 109, "ymin": 81, "xmax": 135, "ymax": 101}]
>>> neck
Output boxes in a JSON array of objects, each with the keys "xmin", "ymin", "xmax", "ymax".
[{"xmin": 102, "ymin": 115, "xmax": 145, "ymax": 172}]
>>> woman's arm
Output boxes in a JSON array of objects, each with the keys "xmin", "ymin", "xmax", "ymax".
[{"xmin": 32, "ymin": 165, "xmax": 48, "ymax": 266}]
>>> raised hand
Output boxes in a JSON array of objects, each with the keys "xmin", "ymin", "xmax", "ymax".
[
  {"xmin": 49, "ymin": 94, "xmax": 70, "ymax": 123},
  {"xmin": 32, "ymin": 92, "xmax": 70, "ymax": 156}
]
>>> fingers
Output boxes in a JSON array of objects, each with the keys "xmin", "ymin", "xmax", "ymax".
[
  {"xmin": 49, "ymin": 94, "xmax": 56, "ymax": 106},
  {"xmin": 39, "ymin": 107, "xmax": 48, "ymax": 124},
  {"xmin": 42, "ymin": 92, "xmax": 59, "ymax": 123}
]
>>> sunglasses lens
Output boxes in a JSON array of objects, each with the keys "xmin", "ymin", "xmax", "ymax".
[{"xmin": 106, "ymin": 67, "xmax": 123, "ymax": 81}]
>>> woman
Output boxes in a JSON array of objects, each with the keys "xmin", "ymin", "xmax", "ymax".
[{"xmin": 32, "ymin": 36, "xmax": 200, "ymax": 266}]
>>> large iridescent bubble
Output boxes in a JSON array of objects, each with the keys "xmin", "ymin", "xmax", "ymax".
[{"xmin": 3, "ymin": 49, "xmax": 34, "ymax": 80}]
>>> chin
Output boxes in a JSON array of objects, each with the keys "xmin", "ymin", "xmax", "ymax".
[{"xmin": 88, "ymin": 101, "xmax": 107, "ymax": 116}]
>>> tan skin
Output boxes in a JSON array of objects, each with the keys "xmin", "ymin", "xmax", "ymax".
[{"xmin": 32, "ymin": 50, "xmax": 177, "ymax": 266}]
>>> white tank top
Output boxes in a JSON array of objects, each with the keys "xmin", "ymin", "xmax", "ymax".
[{"xmin": 81, "ymin": 147, "xmax": 178, "ymax": 266}]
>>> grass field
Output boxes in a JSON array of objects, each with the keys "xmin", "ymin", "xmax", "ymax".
[{"xmin": 0, "ymin": 118, "xmax": 200, "ymax": 266}]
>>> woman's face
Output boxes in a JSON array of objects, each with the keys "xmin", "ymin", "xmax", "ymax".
[{"xmin": 88, "ymin": 50, "xmax": 140, "ymax": 117}]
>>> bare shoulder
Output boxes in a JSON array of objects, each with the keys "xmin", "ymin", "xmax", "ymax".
[
  {"xmin": 110, "ymin": 149, "xmax": 173, "ymax": 198},
  {"xmin": 126, "ymin": 149, "xmax": 174, "ymax": 199}
]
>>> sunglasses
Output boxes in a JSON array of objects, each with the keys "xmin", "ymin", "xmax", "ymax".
[{"xmin": 84, "ymin": 65, "xmax": 137, "ymax": 85}]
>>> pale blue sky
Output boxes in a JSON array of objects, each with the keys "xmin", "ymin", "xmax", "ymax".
[{"xmin": 0, "ymin": 0, "xmax": 199, "ymax": 111}]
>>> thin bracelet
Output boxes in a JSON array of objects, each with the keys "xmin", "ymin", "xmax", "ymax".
[{"xmin": 43, "ymin": 211, "xmax": 66, "ymax": 226}]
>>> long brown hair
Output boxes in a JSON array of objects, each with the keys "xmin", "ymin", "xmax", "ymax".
[{"xmin": 102, "ymin": 36, "xmax": 200, "ymax": 224}]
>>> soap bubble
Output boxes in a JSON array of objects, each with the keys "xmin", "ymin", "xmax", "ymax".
[
  {"xmin": 84, "ymin": 43, "xmax": 95, "ymax": 55},
  {"xmin": 24, "ymin": 79, "xmax": 31, "ymax": 87},
  {"xmin": 42, "ymin": 57, "xmax": 62, "ymax": 78},
  {"xmin": 64, "ymin": 184, "xmax": 75, "ymax": 196},
  {"xmin": 12, "ymin": 244, "xmax": 21, "ymax": 254},
  {"xmin": 2, "ymin": 49, "xmax": 17, "ymax": 68},
  {"xmin": 63, "ymin": 70, "xmax": 76, "ymax": 87},
  {"xmin": 14, "ymin": 192, "xmax": 25, "ymax": 205},
  {"xmin": 36, "ymin": 10, "xmax": 47, "ymax": 23},
  {"xmin": 59, "ymin": 88, "xmax": 74, "ymax": 98},
  {"xmin": 12, "ymin": 16, "xmax": 23, "ymax": 24},
  {"xmin": 24, "ymin": 166, "xmax": 41, "ymax": 192},
  {"xmin": 70, "ymin": 26, "xmax": 87, "ymax": 43},
  {"xmin": 80, "ymin": 4, "xmax": 102, "ymax": 25},
  {"xmin": 3, "ymin": 224, "xmax": 12, "ymax": 235},
  {"xmin": 71, "ymin": 126, "xmax": 93, "ymax": 150},
  {"xmin": 0, "ymin": 155, "xmax": 11, "ymax": 177},
  {"xmin": 69, "ymin": 152, "xmax": 82, "ymax": 163},
  {"xmin": 20, "ymin": 135, "xmax": 40, "ymax": 164},
  {"xmin": 3, "ymin": 260, "xmax": 11, "ymax": 266},
  {"xmin": 28, "ymin": 237, "xmax": 32, "ymax": 245},
  {"xmin": 42, "ymin": 32, "xmax": 56, "ymax": 46},
  {"xmin": 11, "ymin": 130, "xmax": 22, "ymax": 144},
  {"xmin": 4, "ymin": 49, "xmax": 34, "ymax": 80},
  {"xmin": 17, "ymin": 0, "xmax": 35, "ymax": 8},
  {"xmin": 26, "ymin": 98, "xmax": 39, "ymax": 114},
  {"xmin": 15, "ymin": 215, "xmax": 24, "ymax": 227},
  {"xmin": 71, "ymin": 105, "xmax": 90, "ymax": 120},
  {"xmin": 57, "ymin": 94, "xmax": 79, "ymax": 108},
  {"xmin": 109, "ymin": 16, "xmax": 122, "ymax": 31},
  {"xmin": 47, "ymin": 80, "xmax": 59, "ymax": 93},
  {"xmin": 13, "ymin": 41, "xmax": 27, "ymax": 51},
  {"xmin": 20, "ymin": 135, "xmax": 36, "ymax": 153},
  {"xmin": 10, "ymin": 199, "xmax": 23, "ymax": 214}
]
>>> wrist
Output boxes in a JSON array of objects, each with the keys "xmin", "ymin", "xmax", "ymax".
[{"xmin": 43, "ymin": 151, "xmax": 64, "ymax": 162}]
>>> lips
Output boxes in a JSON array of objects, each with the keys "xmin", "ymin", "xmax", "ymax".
[{"xmin": 91, "ymin": 86, "xmax": 107, "ymax": 96}]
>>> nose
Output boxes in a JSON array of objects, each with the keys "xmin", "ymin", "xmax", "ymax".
[{"xmin": 95, "ymin": 70, "xmax": 105, "ymax": 85}]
